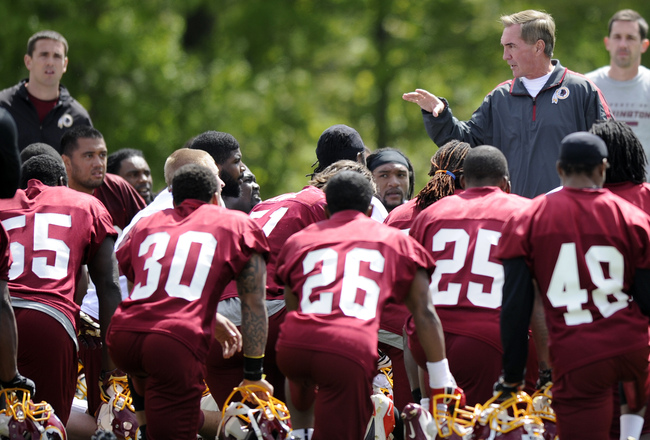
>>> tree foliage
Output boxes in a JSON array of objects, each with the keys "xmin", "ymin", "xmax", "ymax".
[{"xmin": 1, "ymin": 0, "xmax": 648, "ymax": 198}]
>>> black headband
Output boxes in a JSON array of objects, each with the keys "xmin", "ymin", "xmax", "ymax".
[{"xmin": 367, "ymin": 150, "xmax": 410, "ymax": 172}]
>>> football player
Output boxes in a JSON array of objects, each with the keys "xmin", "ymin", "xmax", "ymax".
[
  {"xmin": 107, "ymin": 163, "xmax": 271, "ymax": 439},
  {"xmin": 206, "ymin": 160, "xmax": 373, "ymax": 407},
  {"xmin": 60, "ymin": 126, "xmax": 147, "ymax": 420},
  {"xmin": 0, "ymin": 107, "xmax": 33, "ymax": 395},
  {"xmin": 408, "ymin": 146, "xmax": 532, "ymax": 406},
  {"xmin": 366, "ymin": 147, "xmax": 414, "ymax": 213},
  {"xmin": 222, "ymin": 164, "xmax": 261, "ymax": 214},
  {"xmin": 309, "ymin": 124, "xmax": 388, "ymax": 222},
  {"xmin": 496, "ymin": 132, "xmax": 650, "ymax": 439},
  {"xmin": 275, "ymin": 170, "xmax": 460, "ymax": 440},
  {"xmin": 590, "ymin": 119, "xmax": 650, "ymax": 440},
  {"xmin": 382, "ymin": 141, "xmax": 469, "ymax": 410},
  {"xmin": 0, "ymin": 153, "xmax": 122, "ymax": 424}
]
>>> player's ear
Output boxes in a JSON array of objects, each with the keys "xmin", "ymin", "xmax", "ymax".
[
  {"xmin": 357, "ymin": 151, "xmax": 367, "ymax": 167},
  {"xmin": 365, "ymin": 205, "xmax": 373, "ymax": 217},
  {"xmin": 324, "ymin": 205, "xmax": 332, "ymax": 219},
  {"xmin": 499, "ymin": 176, "xmax": 511, "ymax": 194}
]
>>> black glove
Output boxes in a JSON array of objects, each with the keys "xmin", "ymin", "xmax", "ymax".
[
  {"xmin": 536, "ymin": 368, "xmax": 553, "ymax": 390},
  {"xmin": 493, "ymin": 376, "xmax": 523, "ymax": 401},
  {"xmin": 1, "ymin": 373, "xmax": 36, "ymax": 396}
]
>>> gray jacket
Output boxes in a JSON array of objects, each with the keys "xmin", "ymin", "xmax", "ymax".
[{"xmin": 422, "ymin": 60, "xmax": 611, "ymax": 198}]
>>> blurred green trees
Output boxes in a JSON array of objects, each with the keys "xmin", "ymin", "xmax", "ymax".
[{"xmin": 1, "ymin": 0, "xmax": 647, "ymax": 198}]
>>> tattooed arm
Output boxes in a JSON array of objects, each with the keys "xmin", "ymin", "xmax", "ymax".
[
  {"xmin": 236, "ymin": 252, "xmax": 273, "ymax": 395},
  {"xmin": 237, "ymin": 252, "xmax": 268, "ymax": 357}
]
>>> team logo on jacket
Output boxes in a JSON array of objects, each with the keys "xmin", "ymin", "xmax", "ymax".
[
  {"xmin": 551, "ymin": 87, "xmax": 570, "ymax": 104},
  {"xmin": 58, "ymin": 113, "xmax": 74, "ymax": 128}
]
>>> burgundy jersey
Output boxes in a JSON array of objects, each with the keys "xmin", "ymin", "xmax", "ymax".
[
  {"xmin": 410, "ymin": 187, "xmax": 531, "ymax": 351},
  {"xmin": 380, "ymin": 199, "xmax": 420, "ymax": 335},
  {"xmin": 496, "ymin": 187, "xmax": 650, "ymax": 377},
  {"xmin": 94, "ymin": 173, "xmax": 147, "ymax": 232},
  {"xmin": 0, "ymin": 223, "xmax": 11, "ymax": 280},
  {"xmin": 111, "ymin": 199, "xmax": 270, "ymax": 360},
  {"xmin": 605, "ymin": 182, "xmax": 650, "ymax": 215},
  {"xmin": 220, "ymin": 185, "xmax": 327, "ymax": 301},
  {"xmin": 384, "ymin": 199, "xmax": 420, "ymax": 233},
  {"xmin": 275, "ymin": 210, "xmax": 435, "ymax": 373},
  {"xmin": 381, "ymin": 189, "xmax": 465, "ymax": 335},
  {"xmin": 384, "ymin": 189, "xmax": 465, "ymax": 234},
  {"xmin": 0, "ymin": 179, "xmax": 116, "ymax": 328}
]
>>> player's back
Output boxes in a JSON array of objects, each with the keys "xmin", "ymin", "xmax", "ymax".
[
  {"xmin": 248, "ymin": 185, "xmax": 326, "ymax": 299},
  {"xmin": 498, "ymin": 186, "xmax": 650, "ymax": 376},
  {"xmin": 113, "ymin": 199, "xmax": 269, "ymax": 358},
  {"xmin": 409, "ymin": 187, "xmax": 530, "ymax": 348},
  {"xmin": 381, "ymin": 189, "xmax": 463, "ymax": 335},
  {"xmin": 0, "ymin": 180, "xmax": 115, "ymax": 326},
  {"xmin": 605, "ymin": 181, "xmax": 650, "ymax": 216},
  {"xmin": 276, "ymin": 210, "xmax": 434, "ymax": 372}
]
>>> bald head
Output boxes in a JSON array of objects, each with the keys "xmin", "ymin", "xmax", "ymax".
[{"xmin": 164, "ymin": 148, "xmax": 218, "ymax": 187}]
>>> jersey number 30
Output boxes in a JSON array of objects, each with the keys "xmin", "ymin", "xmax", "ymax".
[{"xmin": 131, "ymin": 231, "xmax": 217, "ymax": 301}]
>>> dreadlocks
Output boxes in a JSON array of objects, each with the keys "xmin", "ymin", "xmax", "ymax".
[
  {"xmin": 415, "ymin": 140, "xmax": 470, "ymax": 211},
  {"xmin": 589, "ymin": 119, "xmax": 647, "ymax": 184},
  {"xmin": 309, "ymin": 159, "xmax": 377, "ymax": 194}
]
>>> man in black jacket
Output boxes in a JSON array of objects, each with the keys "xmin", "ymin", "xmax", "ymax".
[{"xmin": 0, "ymin": 30, "xmax": 92, "ymax": 153}]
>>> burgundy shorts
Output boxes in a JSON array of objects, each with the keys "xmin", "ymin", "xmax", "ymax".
[
  {"xmin": 107, "ymin": 330, "xmax": 205, "ymax": 440},
  {"xmin": 553, "ymin": 347, "xmax": 649, "ymax": 440},
  {"xmin": 444, "ymin": 333, "xmax": 502, "ymax": 407},
  {"xmin": 205, "ymin": 307, "xmax": 287, "ymax": 407},
  {"xmin": 15, "ymin": 309, "xmax": 76, "ymax": 424},
  {"xmin": 406, "ymin": 319, "xmax": 538, "ymax": 405},
  {"xmin": 276, "ymin": 345, "xmax": 374, "ymax": 440}
]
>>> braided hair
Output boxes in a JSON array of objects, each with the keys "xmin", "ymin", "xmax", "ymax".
[
  {"xmin": 415, "ymin": 140, "xmax": 470, "ymax": 211},
  {"xmin": 589, "ymin": 120, "xmax": 647, "ymax": 184}
]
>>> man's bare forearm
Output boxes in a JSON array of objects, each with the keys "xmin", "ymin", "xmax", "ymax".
[{"xmin": 237, "ymin": 253, "xmax": 268, "ymax": 357}]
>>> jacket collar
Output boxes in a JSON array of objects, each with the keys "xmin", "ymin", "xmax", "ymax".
[
  {"xmin": 17, "ymin": 78, "xmax": 71, "ymax": 103},
  {"xmin": 509, "ymin": 59, "xmax": 567, "ymax": 96}
]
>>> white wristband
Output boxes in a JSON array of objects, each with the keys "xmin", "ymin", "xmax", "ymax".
[{"xmin": 427, "ymin": 359, "xmax": 455, "ymax": 389}]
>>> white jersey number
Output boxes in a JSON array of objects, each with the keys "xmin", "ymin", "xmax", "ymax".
[
  {"xmin": 429, "ymin": 227, "xmax": 503, "ymax": 309},
  {"xmin": 2, "ymin": 213, "xmax": 72, "ymax": 280},
  {"xmin": 131, "ymin": 231, "xmax": 217, "ymax": 302},
  {"xmin": 250, "ymin": 207, "xmax": 289, "ymax": 237},
  {"xmin": 301, "ymin": 247, "xmax": 384, "ymax": 320},
  {"xmin": 547, "ymin": 243, "xmax": 628, "ymax": 326}
]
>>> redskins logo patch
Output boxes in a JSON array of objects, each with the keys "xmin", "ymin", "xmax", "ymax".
[
  {"xmin": 57, "ymin": 113, "xmax": 74, "ymax": 128},
  {"xmin": 551, "ymin": 87, "xmax": 570, "ymax": 104}
]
